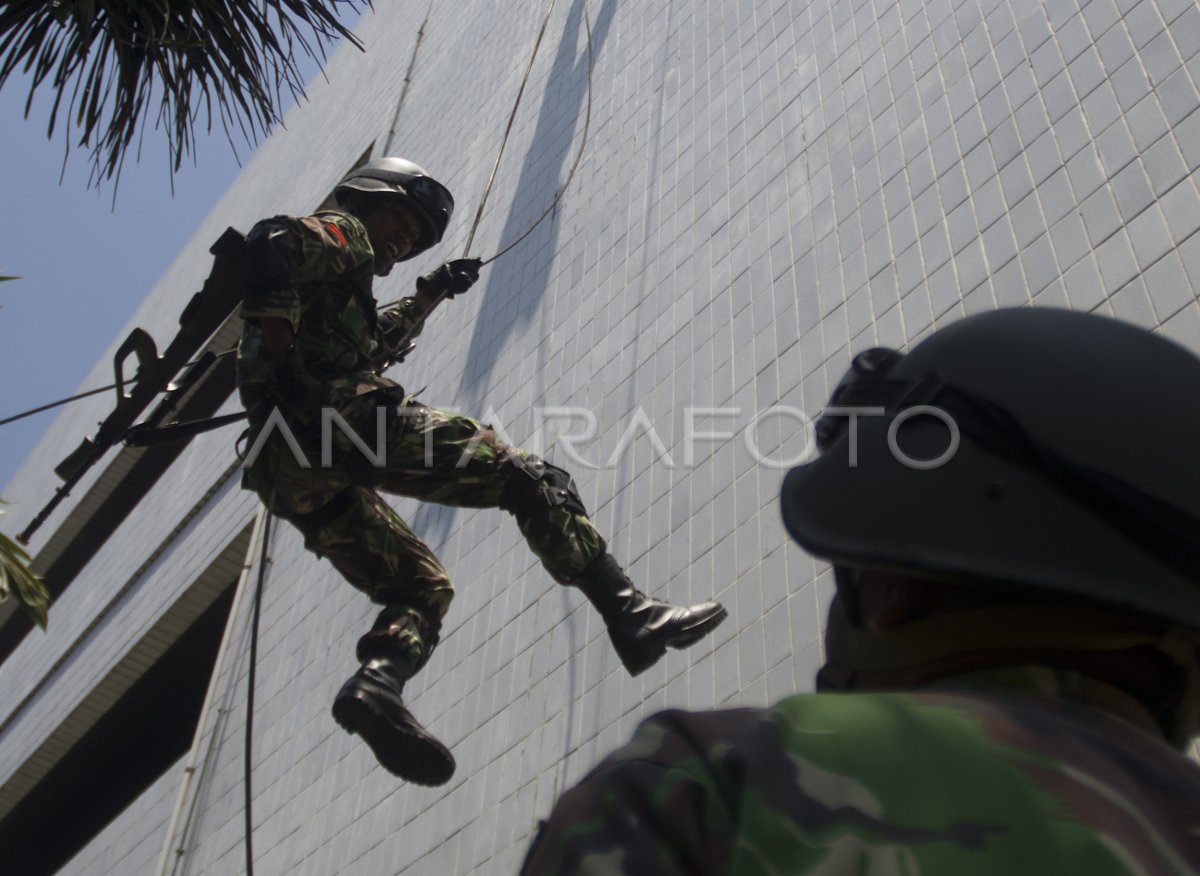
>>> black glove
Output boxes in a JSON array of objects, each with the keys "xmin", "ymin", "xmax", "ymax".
[{"xmin": 416, "ymin": 258, "xmax": 483, "ymax": 300}]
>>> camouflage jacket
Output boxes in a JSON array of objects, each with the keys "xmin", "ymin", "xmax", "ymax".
[
  {"xmin": 521, "ymin": 667, "xmax": 1200, "ymax": 875},
  {"xmin": 236, "ymin": 209, "xmax": 426, "ymax": 416}
]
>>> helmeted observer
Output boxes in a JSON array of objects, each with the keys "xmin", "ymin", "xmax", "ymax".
[{"xmin": 522, "ymin": 308, "xmax": 1200, "ymax": 874}]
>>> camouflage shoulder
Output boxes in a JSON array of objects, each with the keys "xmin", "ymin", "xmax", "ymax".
[
  {"xmin": 293, "ymin": 210, "xmax": 373, "ymax": 277},
  {"xmin": 312, "ymin": 209, "xmax": 371, "ymax": 247},
  {"xmin": 520, "ymin": 708, "xmax": 765, "ymax": 876},
  {"xmin": 765, "ymin": 690, "xmax": 1200, "ymax": 875},
  {"xmin": 525, "ymin": 694, "xmax": 1200, "ymax": 875}
]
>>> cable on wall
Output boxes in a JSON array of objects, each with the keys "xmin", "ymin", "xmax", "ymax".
[
  {"xmin": 242, "ymin": 474, "xmax": 278, "ymax": 876},
  {"xmin": 466, "ymin": 0, "xmax": 596, "ymax": 267}
]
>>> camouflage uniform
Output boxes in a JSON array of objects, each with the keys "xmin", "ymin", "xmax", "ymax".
[
  {"xmin": 237, "ymin": 209, "xmax": 604, "ymax": 669},
  {"xmin": 521, "ymin": 666, "xmax": 1200, "ymax": 875}
]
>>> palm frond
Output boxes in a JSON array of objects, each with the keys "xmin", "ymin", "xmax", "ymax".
[
  {"xmin": 0, "ymin": 514, "xmax": 49, "ymax": 629},
  {"xmin": 0, "ymin": 1, "xmax": 368, "ymax": 187}
]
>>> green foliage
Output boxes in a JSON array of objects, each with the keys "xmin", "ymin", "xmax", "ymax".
[
  {"xmin": 0, "ymin": 509, "xmax": 49, "ymax": 629},
  {"xmin": 0, "ymin": 1, "xmax": 368, "ymax": 186}
]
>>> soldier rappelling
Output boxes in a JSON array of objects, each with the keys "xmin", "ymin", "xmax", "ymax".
[{"xmin": 235, "ymin": 157, "xmax": 728, "ymax": 785}]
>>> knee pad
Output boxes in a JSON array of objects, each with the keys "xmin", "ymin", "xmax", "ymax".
[{"xmin": 498, "ymin": 454, "xmax": 588, "ymax": 520}]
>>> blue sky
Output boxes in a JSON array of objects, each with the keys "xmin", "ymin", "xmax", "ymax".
[{"xmin": 0, "ymin": 9, "xmax": 364, "ymax": 492}]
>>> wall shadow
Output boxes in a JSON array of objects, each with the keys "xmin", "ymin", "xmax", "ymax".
[
  {"xmin": 407, "ymin": 0, "xmax": 618, "ymax": 582},
  {"xmin": 456, "ymin": 0, "xmax": 618, "ymax": 409}
]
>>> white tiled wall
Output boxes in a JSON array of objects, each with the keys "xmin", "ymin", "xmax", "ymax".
[{"xmin": 3, "ymin": 0, "xmax": 1198, "ymax": 872}]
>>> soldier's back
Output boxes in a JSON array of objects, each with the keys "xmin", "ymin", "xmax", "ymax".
[{"xmin": 523, "ymin": 674, "xmax": 1200, "ymax": 875}]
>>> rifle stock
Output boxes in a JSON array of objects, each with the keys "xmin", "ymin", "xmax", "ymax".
[{"xmin": 17, "ymin": 228, "xmax": 247, "ymax": 545}]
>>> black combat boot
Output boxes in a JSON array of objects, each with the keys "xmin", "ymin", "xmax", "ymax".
[
  {"xmin": 332, "ymin": 653, "xmax": 455, "ymax": 786},
  {"xmin": 574, "ymin": 551, "xmax": 728, "ymax": 676}
]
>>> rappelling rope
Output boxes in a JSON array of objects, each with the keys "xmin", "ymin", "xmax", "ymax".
[
  {"xmin": 0, "ymin": 348, "xmax": 237, "ymax": 429},
  {"xmin": 243, "ymin": 472, "xmax": 279, "ymax": 876},
  {"xmin": 382, "ymin": 0, "xmax": 437, "ymax": 156},
  {"xmin": 462, "ymin": 0, "xmax": 559, "ymax": 258},
  {"xmin": 465, "ymin": 0, "xmax": 595, "ymax": 267}
]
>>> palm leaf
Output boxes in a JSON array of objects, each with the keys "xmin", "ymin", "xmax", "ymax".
[
  {"xmin": 0, "ymin": 517, "xmax": 49, "ymax": 630},
  {"xmin": 0, "ymin": 1, "xmax": 368, "ymax": 187}
]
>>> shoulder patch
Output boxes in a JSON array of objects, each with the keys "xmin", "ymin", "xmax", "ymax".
[{"xmin": 325, "ymin": 222, "xmax": 349, "ymax": 247}]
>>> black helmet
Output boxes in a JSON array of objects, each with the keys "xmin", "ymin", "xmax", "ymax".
[
  {"xmin": 781, "ymin": 307, "xmax": 1200, "ymax": 634},
  {"xmin": 333, "ymin": 157, "xmax": 454, "ymax": 260}
]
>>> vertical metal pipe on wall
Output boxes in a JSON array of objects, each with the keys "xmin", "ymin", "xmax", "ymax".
[{"xmin": 154, "ymin": 508, "xmax": 269, "ymax": 876}]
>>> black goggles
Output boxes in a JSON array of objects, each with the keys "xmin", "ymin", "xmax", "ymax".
[{"xmin": 370, "ymin": 170, "xmax": 454, "ymax": 225}]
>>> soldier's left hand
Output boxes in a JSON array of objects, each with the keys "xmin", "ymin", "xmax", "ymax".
[{"xmin": 417, "ymin": 258, "xmax": 483, "ymax": 300}]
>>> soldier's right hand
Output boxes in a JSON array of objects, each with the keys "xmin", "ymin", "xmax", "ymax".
[{"xmin": 416, "ymin": 258, "xmax": 483, "ymax": 300}]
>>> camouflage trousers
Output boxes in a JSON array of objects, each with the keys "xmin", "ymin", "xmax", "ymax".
[{"xmin": 242, "ymin": 393, "xmax": 606, "ymax": 671}]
